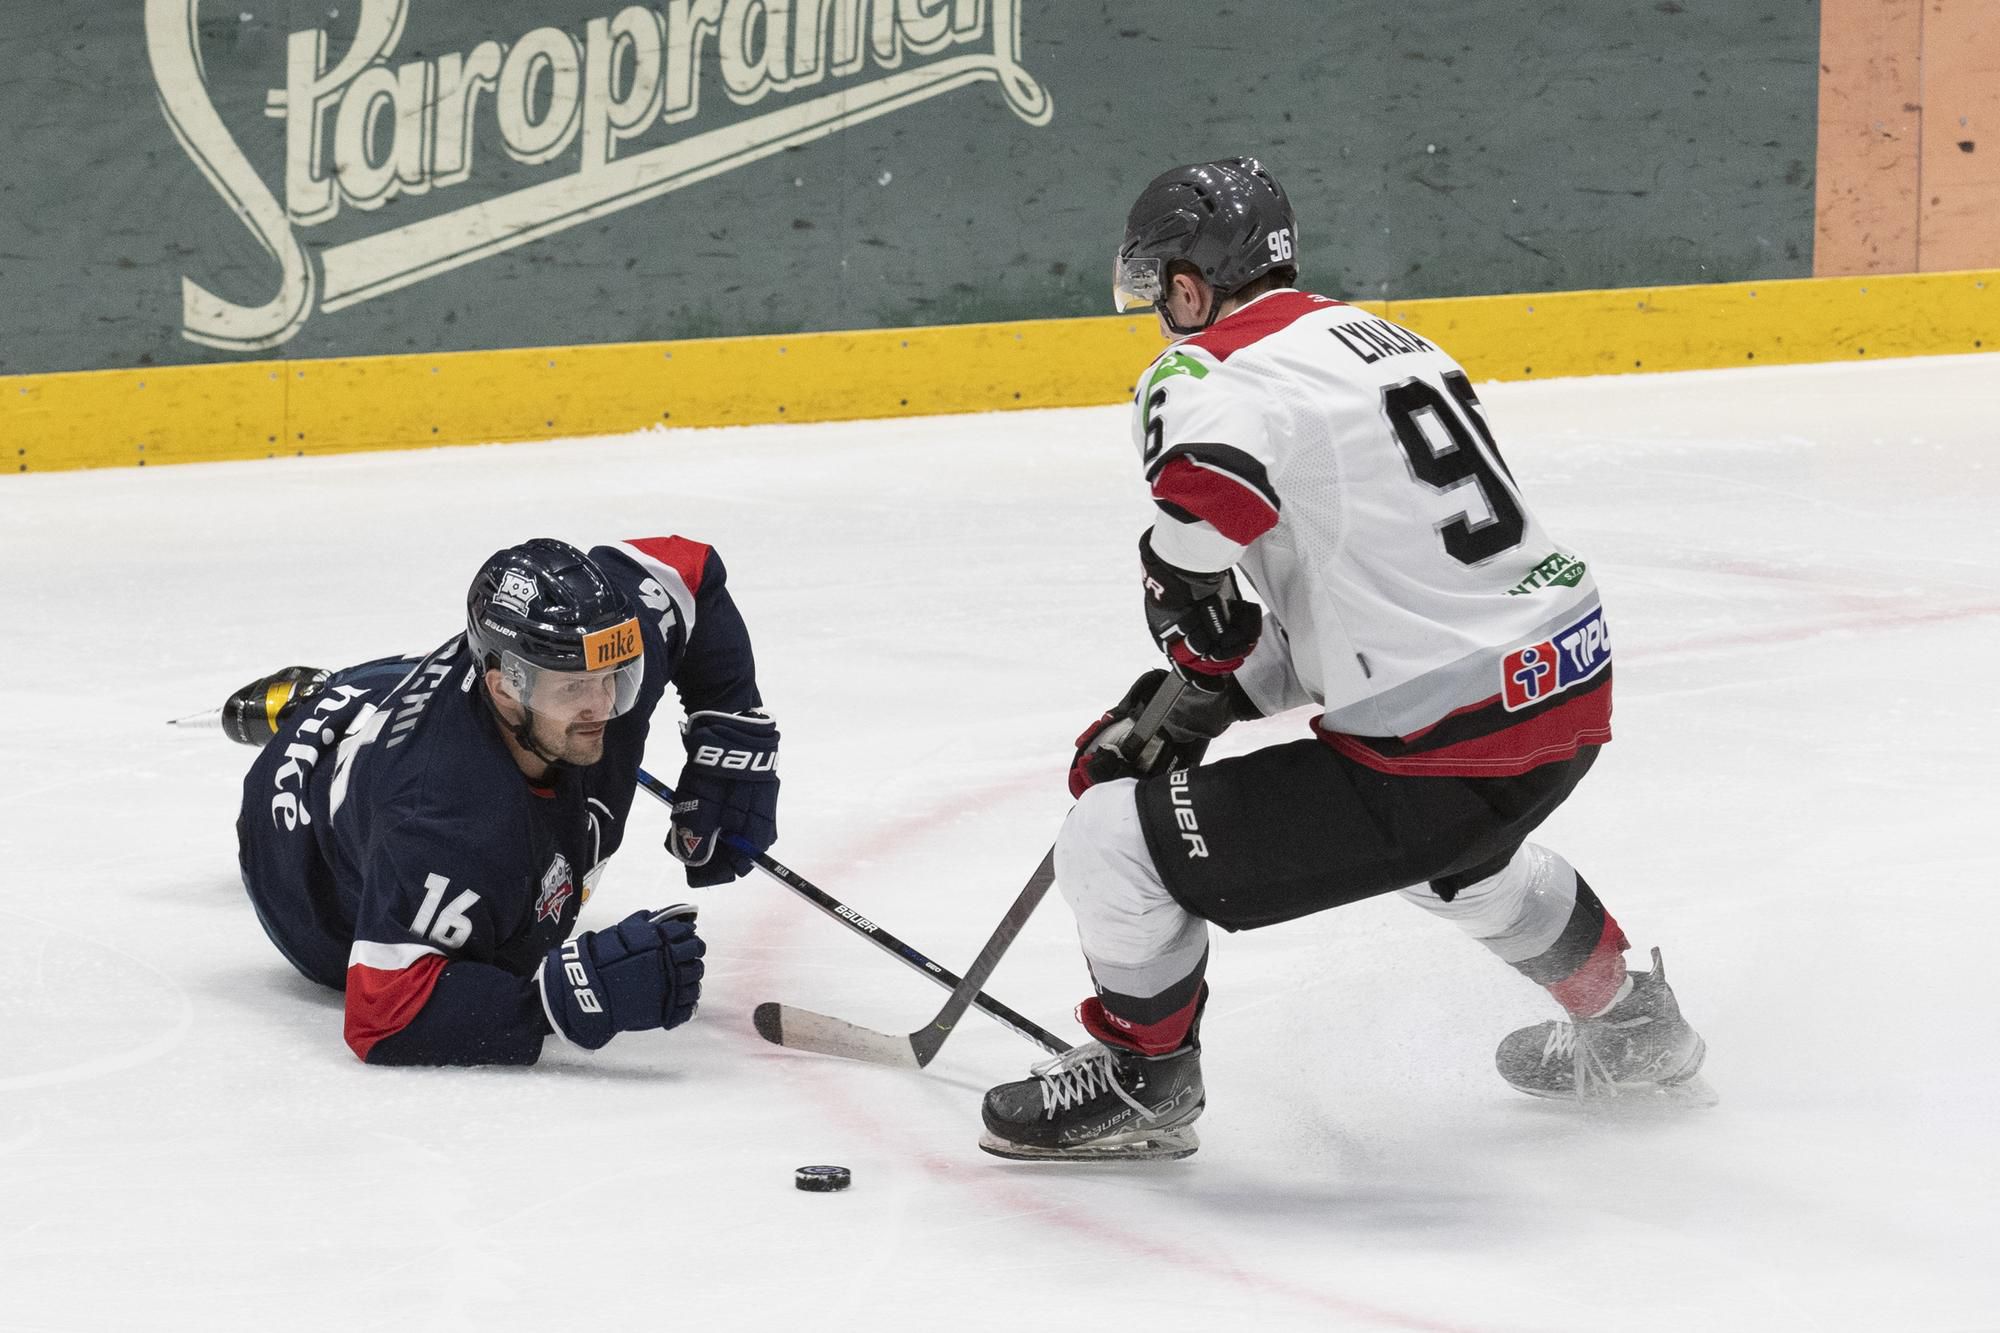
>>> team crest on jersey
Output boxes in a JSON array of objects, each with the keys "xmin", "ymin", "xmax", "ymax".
[
  {"xmin": 1501, "ymin": 607, "xmax": 1611, "ymax": 711},
  {"xmin": 535, "ymin": 854, "xmax": 575, "ymax": 923}
]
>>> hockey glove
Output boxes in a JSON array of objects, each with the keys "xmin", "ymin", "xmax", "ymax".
[
  {"xmin": 538, "ymin": 906, "xmax": 706, "ymax": 1051},
  {"xmin": 1068, "ymin": 668, "xmax": 1249, "ymax": 797},
  {"xmin": 1139, "ymin": 531, "xmax": 1262, "ymax": 680},
  {"xmin": 668, "ymin": 709, "xmax": 780, "ymax": 888}
]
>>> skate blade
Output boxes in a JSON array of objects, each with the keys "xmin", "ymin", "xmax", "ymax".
[
  {"xmin": 1641, "ymin": 1073, "xmax": 1718, "ymax": 1108},
  {"xmin": 1517, "ymin": 1072, "xmax": 1719, "ymax": 1110},
  {"xmin": 977, "ymin": 1125, "xmax": 1200, "ymax": 1163},
  {"xmin": 166, "ymin": 708, "xmax": 223, "ymax": 729}
]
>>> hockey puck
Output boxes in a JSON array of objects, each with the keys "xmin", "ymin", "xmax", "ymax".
[{"xmin": 794, "ymin": 1165, "xmax": 852, "ymax": 1193}]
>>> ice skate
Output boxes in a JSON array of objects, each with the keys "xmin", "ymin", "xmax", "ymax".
[
  {"xmin": 979, "ymin": 1037, "xmax": 1205, "ymax": 1162},
  {"xmin": 220, "ymin": 666, "xmax": 330, "ymax": 746},
  {"xmin": 1497, "ymin": 947, "xmax": 1714, "ymax": 1105}
]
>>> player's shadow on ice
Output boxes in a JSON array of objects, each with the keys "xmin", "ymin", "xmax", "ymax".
[
  {"xmin": 205, "ymin": 964, "xmax": 343, "ymax": 1011},
  {"xmin": 203, "ymin": 963, "xmax": 701, "ymax": 1083}
]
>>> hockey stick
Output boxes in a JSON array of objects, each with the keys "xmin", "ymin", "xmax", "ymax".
[
  {"xmin": 632, "ymin": 768, "xmax": 1070, "ymax": 1057},
  {"xmin": 751, "ymin": 670, "xmax": 1192, "ymax": 1070}
]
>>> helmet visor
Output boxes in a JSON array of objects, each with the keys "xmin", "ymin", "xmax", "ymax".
[
  {"xmin": 499, "ymin": 651, "xmax": 643, "ymax": 722},
  {"xmin": 496, "ymin": 646, "xmax": 644, "ymax": 724},
  {"xmin": 1112, "ymin": 253, "xmax": 1164, "ymax": 313}
]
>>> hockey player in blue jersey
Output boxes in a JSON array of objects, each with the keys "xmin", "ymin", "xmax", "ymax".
[{"xmin": 226, "ymin": 535, "xmax": 779, "ymax": 1066}]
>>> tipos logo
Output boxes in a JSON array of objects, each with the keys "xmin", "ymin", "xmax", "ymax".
[{"xmin": 145, "ymin": 0, "xmax": 1051, "ymax": 349}]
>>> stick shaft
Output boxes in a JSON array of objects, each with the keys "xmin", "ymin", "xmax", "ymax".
[
  {"xmin": 898, "ymin": 670, "xmax": 1190, "ymax": 1066},
  {"xmin": 633, "ymin": 768, "xmax": 1068, "ymax": 1055},
  {"xmin": 649, "ymin": 671, "xmax": 1192, "ymax": 1069},
  {"xmin": 905, "ymin": 845, "xmax": 1056, "ymax": 1064}
]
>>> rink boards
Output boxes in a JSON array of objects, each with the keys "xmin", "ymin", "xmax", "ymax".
[{"xmin": 6, "ymin": 266, "xmax": 1995, "ymax": 474}]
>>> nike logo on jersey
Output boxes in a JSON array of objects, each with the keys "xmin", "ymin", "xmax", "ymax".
[{"xmin": 267, "ymin": 684, "xmax": 369, "ymax": 831}]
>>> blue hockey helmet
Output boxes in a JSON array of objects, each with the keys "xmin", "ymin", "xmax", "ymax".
[{"xmin": 466, "ymin": 538, "xmax": 644, "ymax": 722}]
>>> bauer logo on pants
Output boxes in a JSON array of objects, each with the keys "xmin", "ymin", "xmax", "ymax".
[
  {"xmin": 1500, "ymin": 607, "xmax": 1610, "ymax": 711},
  {"xmin": 1167, "ymin": 767, "xmax": 1208, "ymax": 859}
]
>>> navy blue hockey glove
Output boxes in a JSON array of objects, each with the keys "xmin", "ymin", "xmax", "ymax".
[
  {"xmin": 538, "ymin": 906, "xmax": 706, "ymax": 1051},
  {"xmin": 1139, "ymin": 530, "xmax": 1262, "ymax": 681},
  {"xmin": 1068, "ymin": 669, "xmax": 1250, "ymax": 797},
  {"xmin": 668, "ymin": 709, "xmax": 779, "ymax": 888}
]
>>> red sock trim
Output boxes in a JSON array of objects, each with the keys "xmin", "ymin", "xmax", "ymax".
[
  {"xmin": 1546, "ymin": 917, "xmax": 1631, "ymax": 1016},
  {"xmin": 1079, "ymin": 993, "xmax": 1198, "ymax": 1056}
]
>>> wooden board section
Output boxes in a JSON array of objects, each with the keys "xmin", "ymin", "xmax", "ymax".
[
  {"xmin": 1815, "ymin": 0, "xmax": 1924, "ymax": 275},
  {"xmin": 1918, "ymin": 0, "xmax": 2000, "ymax": 270}
]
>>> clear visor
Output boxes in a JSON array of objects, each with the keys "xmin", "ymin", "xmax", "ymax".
[
  {"xmin": 1112, "ymin": 253, "xmax": 1164, "ymax": 313},
  {"xmin": 496, "ymin": 649, "xmax": 643, "ymax": 724}
]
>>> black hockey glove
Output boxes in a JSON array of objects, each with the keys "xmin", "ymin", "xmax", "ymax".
[
  {"xmin": 537, "ymin": 906, "xmax": 705, "ymax": 1050},
  {"xmin": 668, "ymin": 709, "xmax": 779, "ymax": 888},
  {"xmin": 1139, "ymin": 530, "xmax": 1262, "ymax": 681},
  {"xmin": 1068, "ymin": 668, "xmax": 1251, "ymax": 798}
]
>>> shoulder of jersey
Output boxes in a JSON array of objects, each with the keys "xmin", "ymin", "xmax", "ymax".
[
  {"xmin": 1181, "ymin": 291, "xmax": 1345, "ymax": 363},
  {"xmin": 379, "ymin": 683, "xmax": 530, "ymax": 817}
]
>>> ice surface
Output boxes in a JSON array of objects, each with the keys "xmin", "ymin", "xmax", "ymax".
[{"xmin": 3, "ymin": 354, "xmax": 1997, "ymax": 1331}]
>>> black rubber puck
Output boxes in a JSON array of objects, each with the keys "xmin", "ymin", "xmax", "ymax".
[{"xmin": 795, "ymin": 1164, "xmax": 852, "ymax": 1192}]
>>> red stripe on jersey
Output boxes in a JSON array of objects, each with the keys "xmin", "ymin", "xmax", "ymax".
[
  {"xmin": 1547, "ymin": 916, "xmax": 1632, "ymax": 1016},
  {"xmin": 1151, "ymin": 456, "xmax": 1280, "ymax": 545},
  {"xmin": 344, "ymin": 952, "xmax": 448, "ymax": 1062},
  {"xmin": 1317, "ymin": 683, "xmax": 1613, "ymax": 778},
  {"xmin": 623, "ymin": 536, "xmax": 711, "ymax": 596},
  {"xmin": 1184, "ymin": 291, "xmax": 1340, "ymax": 362}
]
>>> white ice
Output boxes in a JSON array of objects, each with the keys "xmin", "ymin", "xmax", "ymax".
[{"xmin": 4, "ymin": 353, "xmax": 1997, "ymax": 1332}]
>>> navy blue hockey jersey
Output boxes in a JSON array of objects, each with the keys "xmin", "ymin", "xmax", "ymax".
[{"xmin": 236, "ymin": 537, "xmax": 761, "ymax": 1065}]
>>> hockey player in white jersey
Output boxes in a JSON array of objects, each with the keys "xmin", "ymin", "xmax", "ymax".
[{"xmin": 980, "ymin": 158, "xmax": 1709, "ymax": 1162}]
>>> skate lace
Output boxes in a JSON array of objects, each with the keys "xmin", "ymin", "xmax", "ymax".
[
  {"xmin": 1545, "ymin": 1016, "xmax": 1648, "ymax": 1096},
  {"xmin": 1032, "ymin": 1042, "xmax": 1156, "ymax": 1121}
]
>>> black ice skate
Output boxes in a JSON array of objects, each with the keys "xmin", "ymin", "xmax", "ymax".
[
  {"xmin": 1496, "ymin": 947, "xmax": 1714, "ymax": 1105},
  {"xmin": 979, "ymin": 1038, "xmax": 1205, "ymax": 1162},
  {"xmin": 220, "ymin": 666, "xmax": 330, "ymax": 746}
]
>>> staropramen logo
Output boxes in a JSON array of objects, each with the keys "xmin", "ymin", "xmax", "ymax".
[{"xmin": 145, "ymin": 0, "xmax": 1051, "ymax": 349}]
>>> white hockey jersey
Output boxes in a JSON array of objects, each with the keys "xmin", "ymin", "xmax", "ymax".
[{"xmin": 1131, "ymin": 290, "xmax": 1611, "ymax": 777}]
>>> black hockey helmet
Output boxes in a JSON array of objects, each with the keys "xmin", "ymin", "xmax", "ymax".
[
  {"xmin": 1113, "ymin": 157, "xmax": 1297, "ymax": 324},
  {"xmin": 466, "ymin": 538, "xmax": 644, "ymax": 722}
]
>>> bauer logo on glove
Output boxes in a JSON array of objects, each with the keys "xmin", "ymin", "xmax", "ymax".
[
  {"xmin": 691, "ymin": 743, "xmax": 779, "ymax": 772},
  {"xmin": 668, "ymin": 709, "xmax": 781, "ymax": 886}
]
